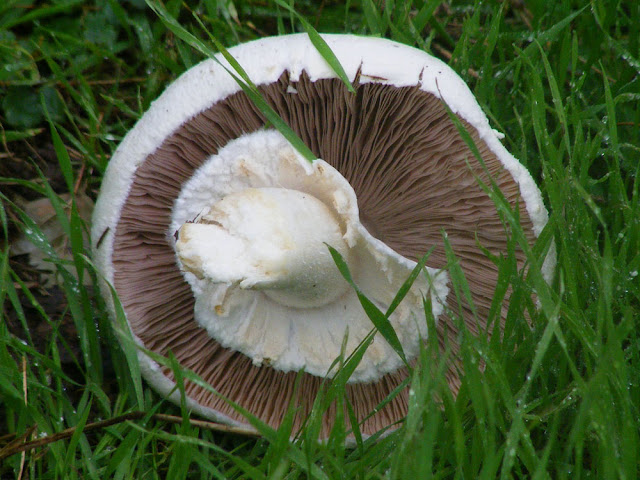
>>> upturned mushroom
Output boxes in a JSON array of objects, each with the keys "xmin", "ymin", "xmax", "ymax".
[{"xmin": 92, "ymin": 34, "xmax": 554, "ymax": 437}]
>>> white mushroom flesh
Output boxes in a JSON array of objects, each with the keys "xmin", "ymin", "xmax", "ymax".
[
  {"xmin": 176, "ymin": 187, "xmax": 352, "ymax": 309},
  {"xmin": 170, "ymin": 130, "xmax": 449, "ymax": 382}
]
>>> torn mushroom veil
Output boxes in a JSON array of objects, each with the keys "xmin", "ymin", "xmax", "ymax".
[{"xmin": 92, "ymin": 34, "xmax": 554, "ymax": 437}]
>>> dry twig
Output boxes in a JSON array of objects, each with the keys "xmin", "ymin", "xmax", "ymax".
[{"xmin": 0, "ymin": 411, "xmax": 260, "ymax": 461}]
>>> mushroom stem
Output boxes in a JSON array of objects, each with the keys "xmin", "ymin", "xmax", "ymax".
[{"xmin": 176, "ymin": 187, "xmax": 352, "ymax": 309}]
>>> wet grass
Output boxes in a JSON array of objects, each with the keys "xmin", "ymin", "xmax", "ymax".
[{"xmin": 1, "ymin": 0, "xmax": 639, "ymax": 478}]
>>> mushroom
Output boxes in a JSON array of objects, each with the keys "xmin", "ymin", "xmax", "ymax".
[{"xmin": 92, "ymin": 34, "xmax": 554, "ymax": 437}]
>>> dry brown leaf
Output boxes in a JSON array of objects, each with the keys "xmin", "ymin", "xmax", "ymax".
[{"xmin": 11, "ymin": 193, "xmax": 94, "ymax": 286}]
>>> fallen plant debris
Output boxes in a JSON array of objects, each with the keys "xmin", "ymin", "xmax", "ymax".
[
  {"xmin": 11, "ymin": 193, "xmax": 94, "ymax": 287},
  {"xmin": 0, "ymin": 411, "xmax": 260, "ymax": 462}
]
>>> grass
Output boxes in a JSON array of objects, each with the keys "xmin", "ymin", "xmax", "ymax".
[{"xmin": 1, "ymin": 0, "xmax": 639, "ymax": 478}]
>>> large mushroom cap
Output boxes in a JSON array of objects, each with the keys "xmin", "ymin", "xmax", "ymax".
[{"xmin": 92, "ymin": 34, "xmax": 553, "ymax": 438}]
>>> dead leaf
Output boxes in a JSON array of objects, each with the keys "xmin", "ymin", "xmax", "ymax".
[{"xmin": 11, "ymin": 193, "xmax": 94, "ymax": 287}]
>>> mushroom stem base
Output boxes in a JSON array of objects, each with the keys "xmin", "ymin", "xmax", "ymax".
[{"xmin": 176, "ymin": 187, "xmax": 352, "ymax": 310}]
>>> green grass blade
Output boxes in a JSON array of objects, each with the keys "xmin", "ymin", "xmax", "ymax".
[
  {"xmin": 146, "ymin": 0, "xmax": 316, "ymax": 162},
  {"xmin": 273, "ymin": 0, "xmax": 355, "ymax": 93},
  {"xmin": 536, "ymin": 41, "xmax": 571, "ymax": 159},
  {"xmin": 385, "ymin": 246, "xmax": 435, "ymax": 317},
  {"xmin": 327, "ymin": 245, "xmax": 408, "ymax": 366}
]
